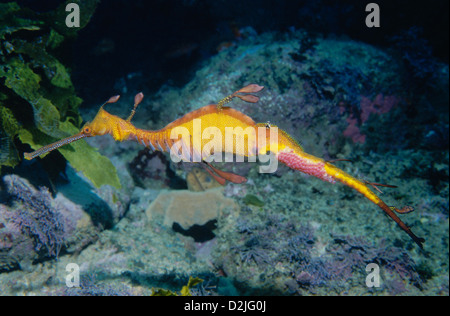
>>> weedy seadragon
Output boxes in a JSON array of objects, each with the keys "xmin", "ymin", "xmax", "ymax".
[{"xmin": 25, "ymin": 84, "xmax": 425, "ymax": 248}]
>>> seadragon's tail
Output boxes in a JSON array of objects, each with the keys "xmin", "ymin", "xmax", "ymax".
[
  {"xmin": 272, "ymin": 130, "xmax": 425, "ymax": 249},
  {"xmin": 323, "ymin": 162, "xmax": 425, "ymax": 248}
]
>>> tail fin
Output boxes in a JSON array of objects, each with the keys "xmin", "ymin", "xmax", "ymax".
[
  {"xmin": 376, "ymin": 200, "xmax": 425, "ymax": 248},
  {"xmin": 324, "ymin": 163, "xmax": 425, "ymax": 249}
]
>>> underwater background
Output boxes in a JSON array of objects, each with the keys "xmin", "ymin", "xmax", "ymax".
[{"xmin": 0, "ymin": 0, "xmax": 448, "ymax": 296}]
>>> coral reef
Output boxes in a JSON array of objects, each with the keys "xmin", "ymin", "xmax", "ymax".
[
  {"xmin": 62, "ymin": 273, "xmax": 134, "ymax": 296},
  {"xmin": 146, "ymin": 188, "xmax": 239, "ymax": 242},
  {"xmin": 5, "ymin": 176, "xmax": 70, "ymax": 258},
  {"xmin": 212, "ymin": 207, "xmax": 428, "ymax": 295},
  {"xmin": 0, "ymin": 23, "xmax": 447, "ymax": 296},
  {"xmin": 0, "ymin": 174, "xmax": 100, "ymax": 271}
]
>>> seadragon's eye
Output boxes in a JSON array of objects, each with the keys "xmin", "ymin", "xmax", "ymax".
[{"xmin": 83, "ymin": 126, "xmax": 91, "ymax": 134}]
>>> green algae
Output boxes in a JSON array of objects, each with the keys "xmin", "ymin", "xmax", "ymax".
[
  {"xmin": 151, "ymin": 276, "xmax": 203, "ymax": 296},
  {"xmin": 0, "ymin": 1, "xmax": 120, "ymax": 188},
  {"xmin": 244, "ymin": 194, "xmax": 265, "ymax": 207}
]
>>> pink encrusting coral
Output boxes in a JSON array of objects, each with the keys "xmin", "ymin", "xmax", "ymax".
[
  {"xmin": 342, "ymin": 94, "xmax": 401, "ymax": 143},
  {"xmin": 360, "ymin": 94, "xmax": 400, "ymax": 122},
  {"xmin": 343, "ymin": 116, "xmax": 367, "ymax": 144}
]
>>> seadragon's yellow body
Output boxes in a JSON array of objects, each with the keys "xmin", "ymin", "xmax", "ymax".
[{"xmin": 24, "ymin": 84, "xmax": 425, "ymax": 248}]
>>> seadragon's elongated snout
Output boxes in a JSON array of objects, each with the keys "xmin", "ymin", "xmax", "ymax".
[{"xmin": 24, "ymin": 131, "xmax": 89, "ymax": 160}]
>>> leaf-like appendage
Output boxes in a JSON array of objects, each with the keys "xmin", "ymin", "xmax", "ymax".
[
  {"xmin": 236, "ymin": 84, "xmax": 264, "ymax": 94},
  {"xmin": 107, "ymin": 95, "xmax": 121, "ymax": 104},
  {"xmin": 236, "ymin": 94, "xmax": 259, "ymax": 103}
]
